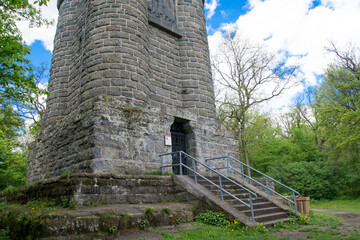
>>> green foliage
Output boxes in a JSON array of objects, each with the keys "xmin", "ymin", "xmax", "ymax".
[
  {"xmin": 139, "ymin": 219, "xmax": 149, "ymax": 230},
  {"xmin": 308, "ymin": 211, "xmax": 342, "ymax": 226},
  {"xmin": 0, "ymin": 0, "xmax": 51, "ymax": 104},
  {"xmin": 85, "ymin": 198, "xmax": 109, "ymax": 207},
  {"xmin": 297, "ymin": 213, "xmax": 311, "ymax": 225},
  {"xmin": 144, "ymin": 206, "xmax": 155, "ymax": 218},
  {"xmin": 0, "ymin": 228, "xmax": 11, "ymax": 240},
  {"xmin": 267, "ymin": 161, "xmax": 339, "ymax": 199},
  {"xmin": 25, "ymin": 200, "xmax": 57, "ymax": 209},
  {"xmin": 108, "ymin": 226, "xmax": 117, "ymax": 233},
  {"xmin": 311, "ymin": 198, "xmax": 360, "ymax": 214},
  {"xmin": 0, "ymin": 0, "xmax": 51, "ymax": 191},
  {"xmin": 144, "ymin": 171, "xmax": 174, "ymax": 176},
  {"xmin": 313, "ymin": 46, "xmax": 360, "ymax": 197},
  {"xmin": 160, "ymin": 206, "xmax": 171, "ymax": 214},
  {"xmin": 0, "ymin": 103, "xmax": 27, "ymax": 190},
  {"xmin": 0, "ymin": 200, "xmax": 58, "ymax": 213},
  {"xmin": 60, "ymin": 197, "xmax": 77, "ymax": 209},
  {"xmin": 194, "ymin": 211, "xmax": 229, "ymax": 227}
]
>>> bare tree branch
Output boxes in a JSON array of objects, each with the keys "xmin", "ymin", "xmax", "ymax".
[{"xmin": 212, "ymin": 34, "xmax": 300, "ymax": 175}]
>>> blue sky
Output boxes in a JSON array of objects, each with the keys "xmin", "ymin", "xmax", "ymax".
[
  {"xmin": 205, "ymin": 0, "xmax": 249, "ymax": 32},
  {"xmin": 22, "ymin": 0, "xmax": 360, "ymax": 113},
  {"xmin": 26, "ymin": 0, "xmax": 252, "ymax": 83}
]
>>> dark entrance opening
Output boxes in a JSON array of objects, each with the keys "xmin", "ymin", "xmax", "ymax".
[{"xmin": 171, "ymin": 120, "xmax": 189, "ymax": 175}]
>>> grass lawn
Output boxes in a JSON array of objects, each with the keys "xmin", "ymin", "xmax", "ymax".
[
  {"xmin": 159, "ymin": 209, "xmax": 360, "ymax": 240},
  {"xmin": 311, "ymin": 198, "xmax": 360, "ymax": 214}
]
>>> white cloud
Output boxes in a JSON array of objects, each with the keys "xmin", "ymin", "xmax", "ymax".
[
  {"xmin": 17, "ymin": 0, "xmax": 58, "ymax": 51},
  {"xmin": 209, "ymin": 0, "xmax": 360, "ymax": 113},
  {"xmin": 205, "ymin": 0, "xmax": 220, "ymax": 19},
  {"xmin": 220, "ymin": 10, "xmax": 227, "ymax": 18}
]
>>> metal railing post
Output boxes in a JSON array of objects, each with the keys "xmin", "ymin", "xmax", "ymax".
[
  {"xmin": 208, "ymin": 160, "xmax": 211, "ymax": 177},
  {"xmin": 161, "ymin": 155, "xmax": 164, "ymax": 175},
  {"xmin": 227, "ymin": 157, "xmax": 230, "ymax": 176},
  {"xmin": 293, "ymin": 191, "xmax": 298, "ymax": 215},
  {"xmin": 249, "ymin": 194, "xmax": 255, "ymax": 223},
  {"xmin": 179, "ymin": 152, "xmax": 183, "ymax": 175},
  {"xmin": 241, "ymin": 164, "xmax": 245, "ymax": 183},
  {"xmin": 266, "ymin": 177, "xmax": 270, "ymax": 199},
  {"xmin": 219, "ymin": 176, "xmax": 224, "ymax": 202},
  {"xmin": 193, "ymin": 159, "xmax": 198, "ymax": 184}
]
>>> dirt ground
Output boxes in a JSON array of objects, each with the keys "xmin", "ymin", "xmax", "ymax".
[
  {"xmin": 114, "ymin": 223, "xmax": 198, "ymax": 240},
  {"xmin": 276, "ymin": 209, "xmax": 360, "ymax": 239}
]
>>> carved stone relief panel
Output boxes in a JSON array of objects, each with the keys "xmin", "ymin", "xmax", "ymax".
[
  {"xmin": 148, "ymin": 0, "xmax": 176, "ymax": 24},
  {"xmin": 148, "ymin": 0, "xmax": 182, "ymax": 37}
]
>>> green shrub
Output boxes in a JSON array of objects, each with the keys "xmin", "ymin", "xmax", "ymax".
[
  {"xmin": 267, "ymin": 161, "xmax": 340, "ymax": 199},
  {"xmin": 60, "ymin": 197, "xmax": 77, "ymax": 209},
  {"xmin": 160, "ymin": 206, "xmax": 171, "ymax": 214},
  {"xmin": 108, "ymin": 226, "xmax": 117, "ymax": 233},
  {"xmin": 145, "ymin": 206, "xmax": 155, "ymax": 218},
  {"xmin": 139, "ymin": 219, "xmax": 149, "ymax": 230},
  {"xmin": 0, "ymin": 228, "xmax": 11, "ymax": 240},
  {"xmin": 194, "ymin": 211, "xmax": 229, "ymax": 227}
]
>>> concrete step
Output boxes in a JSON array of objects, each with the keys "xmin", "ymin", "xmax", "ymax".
[
  {"xmin": 222, "ymin": 197, "xmax": 268, "ymax": 206},
  {"xmin": 254, "ymin": 212, "xmax": 288, "ymax": 222},
  {"xmin": 243, "ymin": 207, "xmax": 284, "ymax": 217},
  {"xmin": 234, "ymin": 201, "xmax": 275, "ymax": 211},
  {"xmin": 194, "ymin": 175, "xmax": 294, "ymax": 226},
  {"xmin": 202, "ymin": 184, "xmax": 249, "ymax": 193},
  {"xmin": 224, "ymin": 196, "xmax": 267, "ymax": 204},
  {"xmin": 210, "ymin": 189, "xmax": 250, "ymax": 197}
]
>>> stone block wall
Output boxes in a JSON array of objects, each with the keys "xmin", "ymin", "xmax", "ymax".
[
  {"xmin": 27, "ymin": 0, "xmax": 240, "ymax": 183},
  {"xmin": 1, "ymin": 174, "xmax": 196, "ymax": 205}
]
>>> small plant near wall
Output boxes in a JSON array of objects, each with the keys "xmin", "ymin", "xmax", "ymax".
[
  {"xmin": 160, "ymin": 206, "xmax": 171, "ymax": 214},
  {"xmin": 60, "ymin": 197, "xmax": 77, "ymax": 209},
  {"xmin": 139, "ymin": 219, "xmax": 149, "ymax": 230},
  {"xmin": 194, "ymin": 211, "xmax": 229, "ymax": 227},
  {"xmin": 145, "ymin": 206, "xmax": 155, "ymax": 218},
  {"xmin": 108, "ymin": 226, "xmax": 117, "ymax": 233}
]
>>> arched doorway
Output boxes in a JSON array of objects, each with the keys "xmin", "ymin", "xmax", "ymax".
[{"xmin": 170, "ymin": 120, "xmax": 189, "ymax": 175}]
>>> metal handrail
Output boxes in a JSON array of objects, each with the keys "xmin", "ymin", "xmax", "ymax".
[
  {"xmin": 159, "ymin": 151, "xmax": 257, "ymax": 222},
  {"xmin": 205, "ymin": 156, "xmax": 301, "ymax": 215}
]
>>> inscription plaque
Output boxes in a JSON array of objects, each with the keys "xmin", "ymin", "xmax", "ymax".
[{"xmin": 148, "ymin": 0, "xmax": 182, "ymax": 37}]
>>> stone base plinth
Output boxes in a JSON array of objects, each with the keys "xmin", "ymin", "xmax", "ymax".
[{"xmin": 1, "ymin": 173, "xmax": 196, "ymax": 206}]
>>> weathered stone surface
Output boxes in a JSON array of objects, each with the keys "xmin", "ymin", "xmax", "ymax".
[
  {"xmin": 0, "ymin": 201, "xmax": 195, "ymax": 239},
  {"xmin": 27, "ymin": 0, "xmax": 239, "ymax": 183},
  {"xmin": 1, "ymin": 174, "xmax": 196, "ymax": 205}
]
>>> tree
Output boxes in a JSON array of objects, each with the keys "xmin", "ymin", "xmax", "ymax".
[
  {"xmin": 213, "ymin": 34, "xmax": 299, "ymax": 175},
  {"xmin": 0, "ymin": 100, "xmax": 27, "ymax": 190},
  {"xmin": 14, "ymin": 63, "xmax": 49, "ymax": 135},
  {"xmin": 313, "ymin": 42, "xmax": 360, "ymax": 196},
  {"xmin": 0, "ymin": 0, "xmax": 50, "ymax": 106},
  {"xmin": 0, "ymin": 0, "xmax": 50, "ymax": 189},
  {"xmin": 314, "ymin": 43, "xmax": 360, "ymax": 159}
]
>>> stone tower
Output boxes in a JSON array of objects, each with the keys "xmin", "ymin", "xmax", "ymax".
[{"xmin": 27, "ymin": 0, "xmax": 238, "ymax": 183}]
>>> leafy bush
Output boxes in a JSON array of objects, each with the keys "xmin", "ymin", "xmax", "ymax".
[
  {"xmin": 144, "ymin": 171, "xmax": 174, "ymax": 176},
  {"xmin": 194, "ymin": 211, "xmax": 229, "ymax": 227},
  {"xmin": 145, "ymin": 206, "xmax": 155, "ymax": 218},
  {"xmin": 267, "ymin": 161, "xmax": 340, "ymax": 199},
  {"xmin": 160, "ymin": 206, "xmax": 171, "ymax": 214}
]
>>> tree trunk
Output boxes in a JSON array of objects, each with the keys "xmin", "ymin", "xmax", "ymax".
[
  {"xmin": 240, "ymin": 117, "xmax": 251, "ymax": 177},
  {"xmin": 241, "ymin": 137, "xmax": 251, "ymax": 177}
]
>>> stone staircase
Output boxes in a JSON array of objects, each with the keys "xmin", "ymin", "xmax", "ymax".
[{"xmin": 196, "ymin": 176, "xmax": 292, "ymax": 226}]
